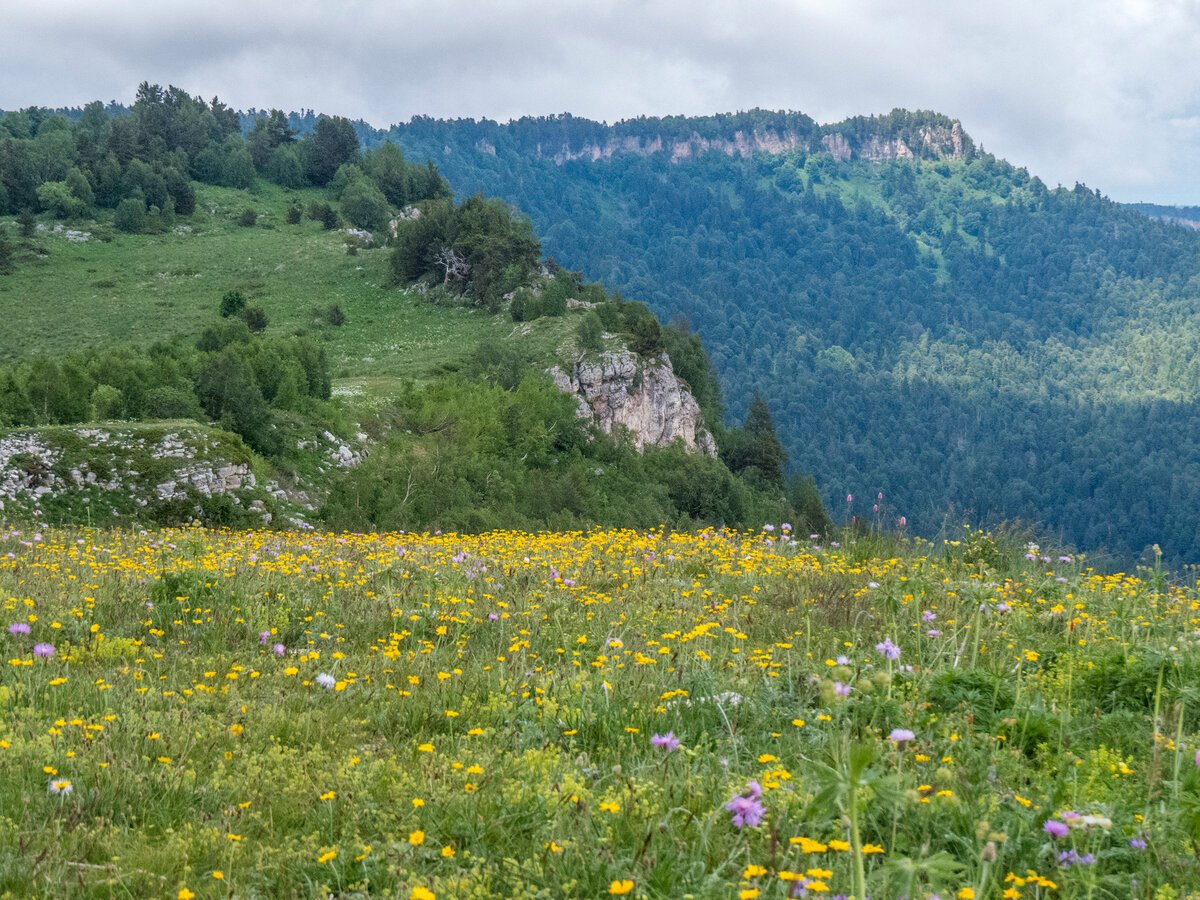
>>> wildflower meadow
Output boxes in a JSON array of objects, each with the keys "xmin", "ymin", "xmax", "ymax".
[{"xmin": 2, "ymin": 524, "xmax": 1199, "ymax": 898}]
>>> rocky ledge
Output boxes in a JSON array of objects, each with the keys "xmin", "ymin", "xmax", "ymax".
[{"xmin": 549, "ymin": 349, "xmax": 717, "ymax": 456}]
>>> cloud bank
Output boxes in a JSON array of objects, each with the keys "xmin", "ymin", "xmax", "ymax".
[{"xmin": 3, "ymin": 0, "xmax": 1198, "ymax": 202}]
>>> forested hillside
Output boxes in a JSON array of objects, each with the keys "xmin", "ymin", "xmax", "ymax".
[
  {"xmin": 0, "ymin": 86, "xmax": 830, "ymax": 535},
  {"xmin": 349, "ymin": 111, "xmax": 1200, "ymax": 564}
]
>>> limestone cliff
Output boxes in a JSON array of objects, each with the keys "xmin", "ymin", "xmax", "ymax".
[
  {"xmin": 534, "ymin": 120, "xmax": 967, "ymax": 167},
  {"xmin": 548, "ymin": 349, "xmax": 717, "ymax": 456}
]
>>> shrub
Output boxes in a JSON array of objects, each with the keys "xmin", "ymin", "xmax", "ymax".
[
  {"xmin": 238, "ymin": 208, "xmax": 258, "ymax": 228},
  {"xmin": 114, "ymin": 198, "xmax": 146, "ymax": 233},
  {"xmin": 241, "ymin": 306, "xmax": 269, "ymax": 333},
  {"xmin": 576, "ymin": 310, "xmax": 605, "ymax": 353},
  {"xmin": 220, "ymin": 290, "xmax": 247, "ymax": 318}
]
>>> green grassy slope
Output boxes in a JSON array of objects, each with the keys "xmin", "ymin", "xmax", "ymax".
[{"xmin": 0, "ymin": 183, "xmax": 530, "ymax": 390}]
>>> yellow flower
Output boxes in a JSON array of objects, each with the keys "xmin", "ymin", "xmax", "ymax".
[
  {"xmin": 739, "ymin": 890, "xmax": 760, "ymax": 899},
  {"xmin": 178, "ymin": 890, "xmax": 195, "ymax": 900},
  {"xmin": 212, "ymin": 872, "xmax": 224, "ymax": 880},
  {"xmin": 862, "ymin": 843, "xmax": 885, "ymax": 854},
  {"xmin": 410, "ymin": 888, "xmax": 436, "ymax": 900},
  {"xmin": 317, "ymin": 849, "xmax": 337, "ymax": 864},
  {"xmin": 409, "ymin": 830, "xmax": 425, "ymax": 846},
  {"xmin": 417, "ymin": 743, "xmax": 434, "ymax": 753},
  {"xmin": 957, "ymin": 889, "xmax": 976, "ymax": 899},
  {"xmin": 828, "ymin": 839, "xmax": 850, "ymax": 851},
  {"xmin": 789, "ymin": 836, "xmax": 828, "ymax": 853},
  {"xmin": 599, "ymin": 801, "xmax": 620, "ymax": 813},
  {"xmin": 441, "ymin": 845, "xmax": 455, "ymax": 858},
  {"xmin": 319, "ymin": 790, "xmax": 336, "ymax": 801},
  {"xmin": 742, "ymin": 864, "xmax": 767, "ymax": 878},
  {"xmin": 609, "ymin": 880, "xmax": 634, "ymax": 895}
]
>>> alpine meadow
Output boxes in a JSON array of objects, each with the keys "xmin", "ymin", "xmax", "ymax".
[{"xmin": 1, "ymin": 75, "xmax": 1200, "ymax": 900}]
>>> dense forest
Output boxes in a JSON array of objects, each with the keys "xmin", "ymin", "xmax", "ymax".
[{"xmin": 354, "ymin": 111, "xmax": 1200, "ymax": 564}]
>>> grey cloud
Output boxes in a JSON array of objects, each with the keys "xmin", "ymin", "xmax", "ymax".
[{"xmin": 2, "ymin": 0, "xmax": 1199, "ymax": 202}]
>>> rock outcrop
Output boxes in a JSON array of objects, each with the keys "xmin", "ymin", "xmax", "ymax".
[
  {"xmin": 535, "ymin": 121, "xmax": 967, "ymax": 167},
  {"xmin": 549, "ymin": 349, "xmax": 717, "ymax": 456},
  {"xmin": 0, "ymin": 424, "xmax": 276, "ymax": 525}
]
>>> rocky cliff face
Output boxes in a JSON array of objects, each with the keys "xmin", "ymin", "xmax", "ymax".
[
  {"xmin": 537, "ymin": 121, "xmax": 966, "ymax": 167},
  {"xmin": 542, "ymin": 128, "xmax": 810, "ymax": 165},
  {"xmin": 548, "ymin": 349, "xmax": 717, "ymax": 456}
]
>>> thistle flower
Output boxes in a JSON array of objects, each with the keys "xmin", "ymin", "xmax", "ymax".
[
  {"xmin": 725, "ymin": 782, "xmax": 765, "ymax": 828},
  {"xmin": 650, "ymin": 732, "xmax": 681, "ymax": 752},
  {"xmin": 7, "ymin": 623, "xmax": 31, "ymax": 635},
  {"xmin": 1043, "ymin": 819, "xmax": 1069, "ymax": 838},
  {"xmin": 33, "ymin": 643, "xmax": 55, "ymax": 658},
  {"xmin": 272, "ymin": 643, "xmax": 286, "ymax": 656},
  {"xmin": 888, "ymin": 728, "xmax": 915, "ymax": 746},
  {"xmin": 315, "ymin": 673, "xmax": 336, "ymax": 689}
]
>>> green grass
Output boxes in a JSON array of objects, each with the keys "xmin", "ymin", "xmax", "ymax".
[{"xmin": 0, "ymin": 184, "xmax": 550, "ymax": 387}]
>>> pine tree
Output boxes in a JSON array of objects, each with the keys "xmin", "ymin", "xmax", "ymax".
[{"xmin": 742, "ymin": 392, "xmax": 787, "ymax": 488}]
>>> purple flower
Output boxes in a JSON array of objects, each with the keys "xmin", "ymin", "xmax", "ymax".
[
  {"xmin": 927, "ymin": 629, "xmax": 942, "ymax": 637},
  {"xmin": 1057, "ymin": 848, "xmax": 1094, "ymax": 867},
  {"xmin": 888, "ymin": 728, "xmax": 915, "ymax": 746},
  {"xmin": 650, "ymin": 732, "xmax": 681, "ymax": 752},
  {"xmin": 33, "ymin": 643, "xmax": 55, "ymax": 658},
  {"xmin": 1129, "ymin": 837, "xmax": 1147, "ymax": 850},
  {"xmin": 272, "ymin": 643, "xmax": 286, "ymax": 657},
  {"xmin": 834, "ymin": 681, "xmax": 851, "ymax": 698},
  {"xmin": 922, "ymin": 610, "xmax": 936, "ymax": 622},
  {"xmin": 259, "ymin": 631, "xmax": 271, "ymax": 644},
  {"xmin": 7, "ymin": 622, "xmax": 31, "ymax": 635},
  {"xmin": 875, "ymin": 638, "xmax": 901, "ymax": 661},
  {"xmin": 725, "ymin": 782, "xmax": 765, "ymax": 828},
  {"xmin": 836, "ymin": 655, "xmax": 851, "ymax": 665},
  {"xmin": 1043, "ymin": 819, "xmax": 1069, "ymax": 838},
  {"xmin": 1058, "ymin": 555, "xmax": 1073, "ymax": 564}
]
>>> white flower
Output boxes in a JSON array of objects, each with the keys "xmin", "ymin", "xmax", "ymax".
[
  {"xmin": 315, "ymin": 673, "xmax": 336, "ymax": 689},
  {"xmin": 48, "ymin": 778, "xmax": 73, "ymax": 795}
]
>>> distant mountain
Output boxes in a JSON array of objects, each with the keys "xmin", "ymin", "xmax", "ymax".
[{"xmin": 362, "ymin": 109, "xmax": 1200, "ymax": 564}]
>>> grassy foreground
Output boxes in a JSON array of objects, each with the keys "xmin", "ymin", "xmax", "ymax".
[{"xmin": 1, "ymin": 525, "xmax": 1198, "ymax": 899}]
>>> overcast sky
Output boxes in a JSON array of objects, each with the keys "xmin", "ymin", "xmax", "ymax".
[{"xmin": 3, "ymin": 0, "xmax": 1198, "ymax": 204}]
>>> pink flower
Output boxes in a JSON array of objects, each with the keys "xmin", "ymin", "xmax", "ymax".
[
  {"xmin": 725, "ymin": 782, "xmax": 765, "ymax": 828},
  {"xmin": 650, "ymin": 732, "xmax": 681, "ymax": 752},
  {"xmin": 8, "ymin": 623, "xmax": 31, "ymax": 635},
  {"xmin": 1043, "ymin": 819, "xmax": 1069, "ymax": 838},
  {"xmin": 33, "ymin": 643, "xmax": 55, "ymax": 658}
]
